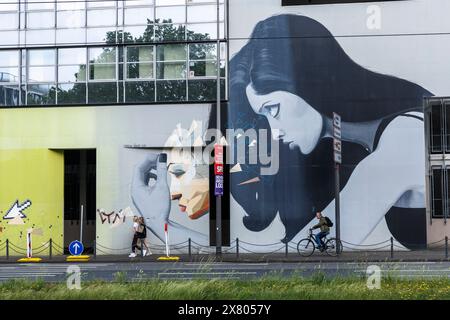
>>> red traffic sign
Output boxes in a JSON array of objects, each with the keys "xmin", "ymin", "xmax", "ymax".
[
  {"xmin": 214, "ymin": 163, "xmax": 224, "ymax": 175},
  {"xmin": 214, "ymin": 144, "xmax": 223, "ymax": 164}
]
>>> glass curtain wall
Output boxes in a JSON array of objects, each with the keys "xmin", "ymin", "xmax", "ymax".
[{"xmin": 0, "ymin": 0, "xmax": 227, "ymax": 106}]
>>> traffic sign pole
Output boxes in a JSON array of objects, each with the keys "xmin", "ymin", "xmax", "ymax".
[
  {"xmin": 67, "ymin": 240, "xmax": 90, "ymax": 262},
  {"xmin": 215, "ymin": 0, "xmax": 222, "ymax": 259},
  {"xmin": 27, "ymin": 231, "xmax": 32, "ymax": 258},
  {"xmin": 80, "ymin": 205, "xmax": 84, "ymax": 244},
  {"xmin": 156, "ymin": 223, "xmax": 180, "ymax": 261},
  {"xmin": 214, "ymin": 144, "xmax": 224, "ymax": 258},
  {"xmin": 335, "ymin": 162, "xmax": 341, "ymax": 254},
  {"xmin": 333, "ymin": 113, "xmax": 342, "ymax": 254}
]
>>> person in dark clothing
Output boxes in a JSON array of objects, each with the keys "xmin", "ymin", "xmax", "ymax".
[
  {"xmin": 129, "ymin": 216, "xmax": 140, "ymax": 258},
  {"xmin": 310, "ymin": 212, "xmax": 330, "ymax": 251}
]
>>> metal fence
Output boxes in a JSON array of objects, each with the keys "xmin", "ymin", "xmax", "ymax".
[{"xmin": 0, "ymin": 236, "xmax": 448, "ymax": 261}]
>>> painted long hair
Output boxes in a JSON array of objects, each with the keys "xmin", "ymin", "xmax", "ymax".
[{"xmin": 228, "ymin": 14, "xmax": 432, "ymax": 243}]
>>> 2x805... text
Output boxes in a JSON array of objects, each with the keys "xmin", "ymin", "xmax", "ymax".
[{"xmin": 178, "ymin": 304, "xmax": 271, "ymax": 317}]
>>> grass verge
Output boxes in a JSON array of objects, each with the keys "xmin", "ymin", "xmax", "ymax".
[{"xmin": 0, "ymin": 275, "xmax": 449, "ymax": 300}]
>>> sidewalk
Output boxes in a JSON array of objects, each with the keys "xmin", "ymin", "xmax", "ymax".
[{"xmin": 0, "ymin": 250, "xmax": 448, "ymax": 264}]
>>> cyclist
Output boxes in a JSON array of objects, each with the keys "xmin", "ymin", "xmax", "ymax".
[{"xmin": 310, "ymin": 211, "xmax": 331, "ymax": 251}]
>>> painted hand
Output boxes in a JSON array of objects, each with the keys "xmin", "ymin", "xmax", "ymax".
[{"xmin": 131, "ymin": 153, "xmax": 171, "ymax": 233}]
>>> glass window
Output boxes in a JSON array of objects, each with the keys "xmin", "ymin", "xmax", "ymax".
[
  {"xmin": 28, "ymin": 66, "xmax": 56, "ymax": 82},
  {"xmin": 87, "ymin": 0, "xmax": 116, "ymax": 8},
  {"xmin": 445, "ymin": 104, "xmax": 450, "ymax": 153},
  {"xmin": 156, "ymin": 44, "xmax": 186, "ymax": 61},
  {"xmin": 59, "ymin": 48, "xmax": 86, "ymax": 65},
  {"xmin": 57, "ymin": 83, "xmax": 86, "ymax": 105},
  {"xmin": 188, "ymin": 0, "xmax": 224, "ymax": 3},
  {"xmin": 0, "ymin": 13, "xmax": 18, "ymax": 30},
  {"xmin": 187, "ymin": 5, "xmax": 217, "ymax": 23},
  {"xmin": 157, "ymin": 62, "xmax": 185, "ymax": 79},
  {"xmin": 0, "ymin": 0, "xmax": 19, "ymax": 11},
  {"xmin": 156, "ymin": 80, "xmax": 186, "ymax": 102},
  {"xmin": 123, "ymin": 25, "xmax": 155, "ymax": 43},
  {"xmin": 56, "ymin": 28, "xmax": 86, "ymax": 44},
  {"xmin": 124, "ymin": 7, "xmax": 155, "ymax": 25},
  {"xmin": 154, "ymin": 24, "xmax": 185, "ymax": 41},
  {"xmin": 156, "ymin": 44, "xmax": 186, "ymax": 79},
  {"xmin": 0, "ymin": 51, "xmax": 19, "ymax": 67},
  {"xmin": 189, "ymin": 43, "xmax": 216, "ymax": 60},
  {"xmin": 0, "ymin": 68, "xmax": 19, "ymax": 82},
  {"xmin": 28, "ymin": 49, "xmax": 55, "ymax": 66},
  {"xmin": 27, "ymin": 0, "xmax": 55, "ymax": 11},
  {"xmin": 26, "ymin": 29, "xmax": 56, "ymax": 46},
  {"xmin": 0, "ymin": 51, "xmax": 20, "ymax": 84},
  {"xmin": 155, "ymin": 0, "xmax": 185, "ymax": 6},
  {"xmin": 27, "ymin": 84, "xmax": 56, "ymax": 105},
  {"xmin": 87, "ymin": 27, "xmax": 116, "ymax": 43},
  {"xmin": 89, "ymin": 64, "xmax": 116, "ymax": 80},
  {"xmin": 124, "ymin": 0, "xmax": 154, "ymax": 6},
  {"xmin": 0, "ymin": 84, "xmax": 20, "ymax": 107},
  {"xmin": 57, "ymin": 0, "xmax": 86, "ymax": 10},
  {"xmin": 57, "ymin": 10, "xmax": 86, "ymax": 28},
  {"xmin": 188, "ymin": 61, "xmax": 217, "ymax": 78},
  {"xmin": 59, "ymin": 65, "xmax": 87, "ymax": 82},
  {"xmin": 88, "ymin": 82, "xmax": 117, "ymax": 104},
  {"xmin": 126, "ymin": 46, "xmax": 154, "ymax": 79},
  {"xmin": 127, "ymin": 63, "xmax": 153, "ymax": 79},
  {"xmin": 187, "ymin": 23, "xmax": 218, "ymax": 40},
  {"xmin": 127, "ymin": 46, "xmax": 153, "ymax": 62},
  {"xmin": 27, "ymin": 11, "xmax": 55, "ymax": 29},
  {"xmin": 87, "ymin": 9, "xmax": 117, "ymax": 27},
  {"xmin": 188, "ymin": 79, "xmax": 225, "ymax": 101},
  {"xmin": 125, "ymin": 81, "xmax": 155, "ymax": 103},
  {"xmin": 156, "ymin": 6, "xmax": 185, "ymax": 24},
  {"xmin": 89, "ymin": 47, "xmax": 116, "ymax": 80},
  {"xmin": 431, "ymin": 167, "xmax": 444, "ymax": 218},
  {"xmin": 89, "ymin": 47, "xmax": 116, "ymax": 64},
  {"xmin": 430, "ymin": 104, "xmax": 443, "ymax": 154}
]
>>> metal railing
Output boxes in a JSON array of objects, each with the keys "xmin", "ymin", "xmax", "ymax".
[{"xmin": 0, "ymin": 236, "xmax": 448, "ymax": 261}]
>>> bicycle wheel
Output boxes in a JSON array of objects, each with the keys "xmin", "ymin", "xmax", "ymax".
[
  {"xmin": 325, "ymin": 238, "xmax": 343, "ymax": 256},
  {"xmin": 297, "ymin": 239, "xmax": 315, "ymax": 257}
]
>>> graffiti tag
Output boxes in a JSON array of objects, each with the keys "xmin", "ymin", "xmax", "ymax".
[{"xmin": 3, "ymin": 200, "xmax": 32, "ymax": 220}]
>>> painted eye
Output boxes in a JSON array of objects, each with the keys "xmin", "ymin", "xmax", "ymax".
[{"xmin": 262, "ymin": 103, "xmax": 280, "ymax": 119}]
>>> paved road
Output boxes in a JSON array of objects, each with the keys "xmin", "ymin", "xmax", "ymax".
[{"xmin": 0, "ymin": 261, "xmax": 449, "ymax": 282}]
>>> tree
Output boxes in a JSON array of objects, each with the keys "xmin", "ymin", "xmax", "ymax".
[{"xmin": 53, "ymin": 19, "xmax": 223, "ymax": 105}]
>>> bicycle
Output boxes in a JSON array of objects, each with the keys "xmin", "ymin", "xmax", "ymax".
[{"xmin": 297, "ymin": 229, "xmax": 343, "ymax": 257}]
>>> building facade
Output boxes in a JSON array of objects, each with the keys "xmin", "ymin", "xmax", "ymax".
[{"xmin": 0, "ymin": 0, "xmax": 449, "ymax": 255}]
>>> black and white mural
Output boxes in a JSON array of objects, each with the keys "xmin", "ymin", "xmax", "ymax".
[{"xmin": 227, "ymin": 7, "xmax": 440, "ymax": 249}]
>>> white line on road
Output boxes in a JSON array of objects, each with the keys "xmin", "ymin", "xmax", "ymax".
[
  {"xmin": 0, "ymin": 274, "xmax": 57, "ymax": 277},
  {"xmin": 184, "ymin": 263, "xmax": 269, "ymax": 266},
  {"xmin": 158, "ymin": 272, "xmax": 257, "ymax": 276}
]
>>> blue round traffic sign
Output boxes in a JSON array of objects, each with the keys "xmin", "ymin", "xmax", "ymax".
[{"xmin": 69, "ymin": 240, "xmax": 84, "ymax": 256}]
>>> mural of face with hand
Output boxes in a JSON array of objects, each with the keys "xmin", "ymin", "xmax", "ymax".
[
  {"xmin": 167, "ymin": 154, "xmax": 209, "ymax": 220},
  {"xmin": 246, "ymin": 84, "xmax": 323, "ymax": 154}
]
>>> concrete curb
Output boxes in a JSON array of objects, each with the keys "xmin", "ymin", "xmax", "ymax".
[{"xmin": 0, "ymin": 252, "xmax": 448, "ymax": 264}]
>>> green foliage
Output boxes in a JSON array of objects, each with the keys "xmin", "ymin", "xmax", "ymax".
[
  {"xmin": 1, "ymin": 277, "xmax": 450, "ymax": 300},
  {"xmin": 113, "ymin": 271, "xmax": 128, "ymax": 284}
]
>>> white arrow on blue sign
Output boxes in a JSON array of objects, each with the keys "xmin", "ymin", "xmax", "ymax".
[{"xmin": 69, "ymin": 240, "xmax": 84, "ymax": 256}]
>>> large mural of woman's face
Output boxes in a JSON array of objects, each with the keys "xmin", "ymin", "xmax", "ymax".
[{"xmin": 228, "ymin": 14, "xmax": 433, "ymax": 249}]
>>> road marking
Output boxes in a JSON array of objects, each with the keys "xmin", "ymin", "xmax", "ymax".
[
  {"xmin": 158, "ymin": 272, "xmax": 257, "ymax": 276},
  {"xmin": 184, "ymin": 263, "xmax": 268, "ymax": 266},
  {"xmin": 149, "ymin": 277, "xmax": 243, "ymax": 281},
  {"xmin": 0, "ymin": 274, "xmax": 57, "ymax": 277}
]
